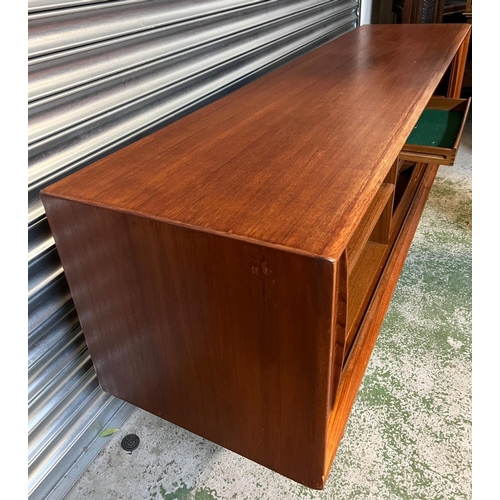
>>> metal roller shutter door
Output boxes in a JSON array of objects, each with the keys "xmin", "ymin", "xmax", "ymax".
[{"xmin": 28, "ymin": 1, "xmax": 359, "ymax": 498}]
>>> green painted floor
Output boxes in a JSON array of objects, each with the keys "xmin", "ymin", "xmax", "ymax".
[{"xmin": 66, "ymin": 117, "xmax": 471, "ymax": 500}]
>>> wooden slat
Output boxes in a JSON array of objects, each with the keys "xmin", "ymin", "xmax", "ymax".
[
  {"xmin": 392, "ymin": 163, "xmax": 426, "ymax": 237},
  {"xmin": 330, "ymin": 252, "xmax": 348, "ymax": 410},
  {"xmin": 345, "ymin": 241, "xmax": 387, "ymax": 353},
  {"xmin": 346, "ymin": 184, "xmax": 394, "ymax": 273}
]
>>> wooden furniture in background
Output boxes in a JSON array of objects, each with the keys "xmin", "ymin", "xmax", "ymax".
[
  {"xmin": 388, "ymin": 0, "xmax": 472, "ymax": 97},
  {"xmin": 463, "ymin": 0, "xmax": 472, "ymax": 91},
  {"xmin": 392, "ymin": 0, "xmax": 467, "ymax": 24},
  {"xmin": 371, "ymin": 0, "xmax": 397, "ymax": 24},
  {"xmin": 41, "ymin": 24, "xmax": 471, "ymax": 490},
  {"xmin": 465, "ymin": 0, "xmax": 472, "ymax": 22}
]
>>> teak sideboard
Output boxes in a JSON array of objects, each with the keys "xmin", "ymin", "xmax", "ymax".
[{"xmin": 41, "ymin": 24, "xmax": 471, "ymax": 489}]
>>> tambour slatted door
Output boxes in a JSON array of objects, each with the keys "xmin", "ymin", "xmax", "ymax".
[{"xmin": 28, "ymin": 1, "xmax": 359, "ymax": 498}]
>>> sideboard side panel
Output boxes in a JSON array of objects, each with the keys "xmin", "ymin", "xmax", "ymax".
[{"xmin": 41, "ymin": 194, "xmax": 335, "ymax": 488}]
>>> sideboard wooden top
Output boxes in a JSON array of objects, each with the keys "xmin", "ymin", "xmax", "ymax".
[{"xmin": 42, "ymin": 24, "xmax": 470, "ymax": 260}]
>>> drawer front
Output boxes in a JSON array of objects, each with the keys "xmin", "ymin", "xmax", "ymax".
[{"xmin": 399, "ymin": 97, "xmax": 471, "ymax": 166}]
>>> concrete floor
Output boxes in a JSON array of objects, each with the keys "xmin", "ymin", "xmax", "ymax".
[{"xmin": 65, "ymin": 118, "xmax": 472, "ymax": 500}]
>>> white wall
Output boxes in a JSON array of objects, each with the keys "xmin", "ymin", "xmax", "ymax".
[{"xmin": 360, "ymin": 0, "xmax": 373, "ymax": 25}]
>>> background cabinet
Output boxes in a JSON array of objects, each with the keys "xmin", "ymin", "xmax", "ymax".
[
  {"xmin": 370, "ymin": 0, "xmax": 472, "ymax": 97},
  {"xmin": 392, "ymin": 0, "xmax": 467, "ymax": 23}
]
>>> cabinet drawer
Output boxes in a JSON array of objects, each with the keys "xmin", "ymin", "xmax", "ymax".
[{"xmin": 399, "ymin": 97, "xmax": 470, "ymax": 166}]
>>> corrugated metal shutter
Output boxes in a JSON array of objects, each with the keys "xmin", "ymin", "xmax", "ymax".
[{"xmin": 28, "ymin": 1, "xmax": 359, "ymax": 498}]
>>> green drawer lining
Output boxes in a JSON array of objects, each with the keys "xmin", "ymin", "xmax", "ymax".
[{"xmin": 406, "ymin": 109, "xmax": 464, "ymax": 149}]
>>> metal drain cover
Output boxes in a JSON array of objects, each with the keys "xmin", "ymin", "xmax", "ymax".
[{"xmin": 121, "ymin": 434, "xmax": 140, "ymax": 452}]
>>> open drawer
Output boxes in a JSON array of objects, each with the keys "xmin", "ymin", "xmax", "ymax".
[{"xmin": 399, "ymin": 97, "xmax": 471, "ymax": 166}]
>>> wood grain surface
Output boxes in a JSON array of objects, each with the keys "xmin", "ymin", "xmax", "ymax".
[
  {"xmin": 41, "ymin": 195, "xmax": 336, "ymax": 488},
  {"xmin": 42, "ymin": 24, "xmax": 470, "ymax": 261},
  {"xmin": 41, "ymin": 24, "xmax": 471, "ymax": 490}
]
